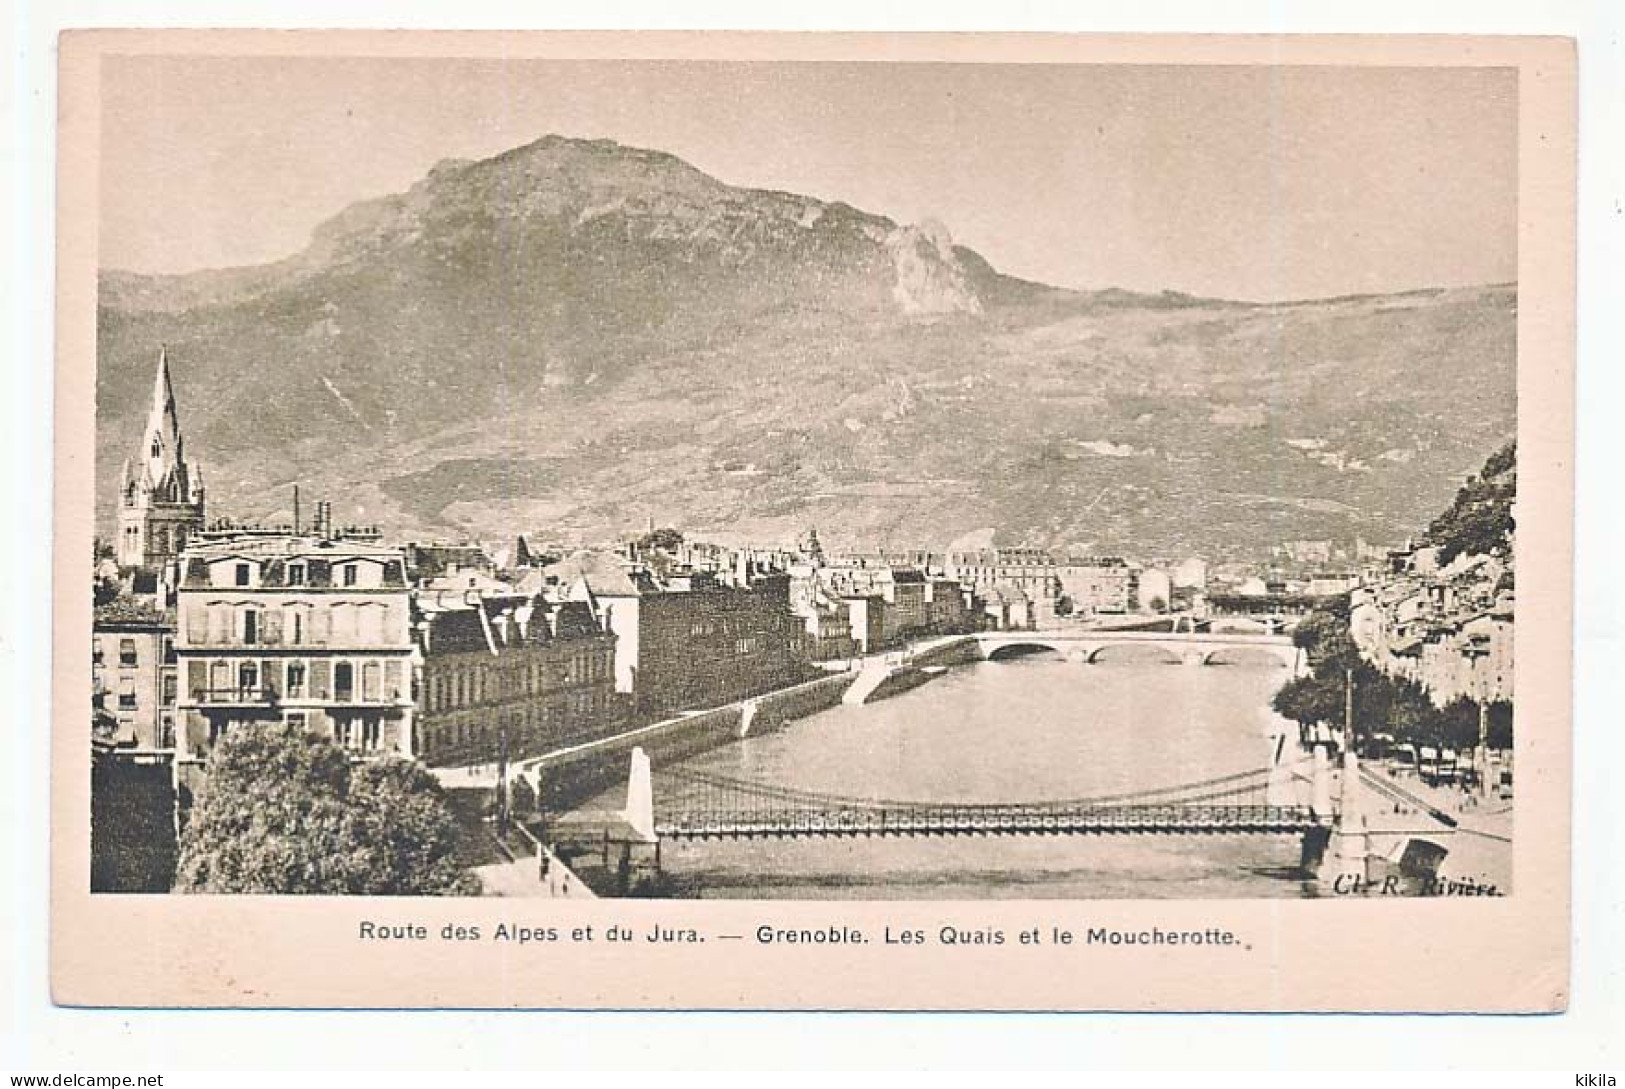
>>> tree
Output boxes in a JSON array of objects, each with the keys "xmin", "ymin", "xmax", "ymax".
[
  {"xmin": 636, "ymin": 526, "xmax": 684, "ymax": 554},
  {"xmin": 1486, "ymin": 701, "xmax": 1514, "ymax": 751},
  {"xmin": 1146, "ymin": 594, "xmax": 1167, "ymax": 615},
  {"xmin": 1293, "ymin": 609, "xmax": 1360, "ymax": 677},
  {"xmin": 345, "ymin": 760, "xmax": 480, "ymax": 896},
  {"xmin": 176, "ymin": 723, "xmax": 477, "ymax": 895},
  {"xmin": 1434, "ymin": 697, "xmax": 1484, "ymax": 752},
  {"xmin": 1272, "ymin": 674, "xmax": 1344, "ymax": 733},
  {"xmin": 1426, "ymin": 441, "xmax": 1516, "ymax": 564}
]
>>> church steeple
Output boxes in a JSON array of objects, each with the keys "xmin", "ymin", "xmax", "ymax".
[{"xmin": 117, "ymin": 347, "xmax": 206, "ymax": 571}]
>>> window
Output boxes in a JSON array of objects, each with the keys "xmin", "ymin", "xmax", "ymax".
[
  {"xmin": 242, "ymin": 609, "xmax": 258, "ymax": 645},
  {"xmin": 235, "ymin": 563, "xmax": 251, "ymax": 587},
  {"xmin": 238, "ymin": 662, "xmax": 258, "ymax": 694},
  {"xmin": 334, "ymin": 662, "xmax": 354, "ymax": 702},
  {"xmin": 342, "ymin": 564, "xmax": 358, "ymax": 587},
  {"xmin": 286, "ymin": 661, "xmax": 307, "ymax": 698},
  {"xmin": 287, "ymin": 608, "xmax": 305, "ymax": 645},
  {"xmin": 310, "ymin": 660, "xmax": 331, "ymax": 700},
  {"xmin": 161, "ymin": 673, "xmax": 177, "ymax": 706},
  {"xmin": 287, "ymin": 563, "xmax": 306, "ymax": 586},
  {"xmin": 118, "ymin": 638, "xmax": 138, "ymax": 667},
  {"xmin": 118, "ymin": 679, "xmax": 137, "ymax": 710},
  {"xmin": 361, "ymin": 661, "xmax": 381, "ymax": 703},
  {"xmin": 151, "ymin": 437, "xmax": 162, "ymax": 459},
  {"xmin": 187, "ymin": 660, "xmax": 207, "ymax": 701},
  {"xmin": 384, "ymin": 660, "xmax": 402, "ymax": 701}
]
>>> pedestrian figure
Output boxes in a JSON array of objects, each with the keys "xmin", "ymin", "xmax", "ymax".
[{"xmin": 562, "ymin": 874, "xmax": 571, "ymax": 897}]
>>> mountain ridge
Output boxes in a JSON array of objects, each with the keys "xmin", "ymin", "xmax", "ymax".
[{"xmin": 95, "ymin": 134, "xmax": 1518, "ymax": 560}]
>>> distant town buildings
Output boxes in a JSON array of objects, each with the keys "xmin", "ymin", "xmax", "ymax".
[
  {"xmin": 1054, "ymin": 557, "xmax": 1137, "ymax": 617},
  {"xmin": 93, "ymin": 344, "xmax": 1462, "ymax": 895},
  {"xmin": 943, "ymin": 549, "xmax": 1061, "ymax": 625},
  {"xmin": 544, "ymin": 549, "xmax": 808, "ymax": 716},
  {"xmin": 1350, "ymin": 544, "xmax": 1514, "ymax": 707}
]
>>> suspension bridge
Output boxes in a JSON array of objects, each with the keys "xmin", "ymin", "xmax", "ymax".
[
  {"xmin": 644, "ymin": 761, "xmax": 1322, "ymax": 840},
  {"xmin": 547, "ymin": 744, "xmax": 1464, "ymax": 894}
]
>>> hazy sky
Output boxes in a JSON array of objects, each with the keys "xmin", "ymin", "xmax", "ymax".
[{"xmin": 100, "ymin": 57, "xmax": 1517, "ymax": 301}]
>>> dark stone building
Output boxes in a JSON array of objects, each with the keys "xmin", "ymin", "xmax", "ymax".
[{"xmin": 414, "ymin": 592, "xmax": 620, "ymax": 766}]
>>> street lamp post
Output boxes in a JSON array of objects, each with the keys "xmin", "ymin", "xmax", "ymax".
[{"xmin": 1462, "ymin": 640, "xmax": 1490, "ymax": 799}]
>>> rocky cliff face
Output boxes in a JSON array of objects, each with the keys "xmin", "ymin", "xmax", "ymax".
[
  {"xmin": 883, "ymin": 220, "xmax": 984, "ymax": 316},
  {"xmin": 95, "ymin": 135, "xmax": 1516, "ymax": 559}
]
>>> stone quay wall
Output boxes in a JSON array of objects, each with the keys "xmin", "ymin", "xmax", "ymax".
[{"xmin": 529, "ymin": 671, "xmax": 856, "ymax": 812}]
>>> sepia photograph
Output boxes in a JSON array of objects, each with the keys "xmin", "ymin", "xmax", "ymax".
[
  {"xmin": 45, "ymin": 28, "xmax": 1579, "ymax": 1015},
  {"xmin": 86, "ymin": 55, "xmax": 1521, "ymax": 903}
]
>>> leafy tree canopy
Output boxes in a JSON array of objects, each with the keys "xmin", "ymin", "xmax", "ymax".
[
  {"xmin": 636, "ymin": 526, "xmax": 684, "ymax": 554},
  {"xmin": 176, "ymin": 723, "xmax": 478, "ymax": 895},
  {"xmin": 1426, "ymin": 441, "xmax": 1516, "ymax": 565}
]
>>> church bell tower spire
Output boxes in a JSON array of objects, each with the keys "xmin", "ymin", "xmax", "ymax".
[{"xmin": 116, "ymin": 346, "xmax": 207, "ymax": 572}]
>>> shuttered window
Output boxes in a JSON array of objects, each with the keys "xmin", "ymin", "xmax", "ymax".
[
  {"xmin": 187, "ymin": 660, "xmax": 207, "ymax": 700},
  {"xmin": 310, "ymin": 660, "xmax": 331, "ymax": 700},
  {"xmin": 384, "ymin": 660, "xmax": 402, "ymax": 701}
]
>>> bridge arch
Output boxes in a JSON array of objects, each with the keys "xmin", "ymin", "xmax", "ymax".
[
  {"xmin": 1202, "ymin": 645, "xmax": 1298, "ymax": 669},
  {"xmin": 985, "ymin": 641, "xmax": 1068, "ymax": 662},
  {"xmin": 1207, "ymin": 617, "xmax": 1273, "ymax": 634},
  {"xmin": 1085, "ymin": 643, "xmax": 1184, "ymax": 665}
]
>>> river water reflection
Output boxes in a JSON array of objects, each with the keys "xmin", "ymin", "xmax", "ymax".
[{"xmin": 651, "ymin": 654, "xmax": 1315, "ymax": 899}]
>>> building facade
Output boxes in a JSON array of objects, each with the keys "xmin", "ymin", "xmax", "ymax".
[
  {"xmin": 1055, "ymin": 557, "xmax": 1137, "ymax": 616},
  {"xmin": 91, "ymin": 598, "xmax": 177, "ymax": 755},
  {"xmin": 173, "ymin": 534, "xmax": 416, "ymax": 766},
  {"xmin": 944, "ymin": 550, "xmax": 1060, "ymax": 626},
  {"xmin": 415, "ymin": 592, "xmax": 619, "ymax": 767},
  {"xmin": 552, "ymin": 552, "xmax": 808, "ymax": 716}
]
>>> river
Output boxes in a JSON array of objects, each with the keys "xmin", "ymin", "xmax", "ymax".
[{"xmin": 638, "ymin": 651, "xmax": 1315, "ymax": 899}]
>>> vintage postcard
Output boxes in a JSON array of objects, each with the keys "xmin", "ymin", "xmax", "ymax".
[{"xmin": 52, "ymin": 30, "xmax": 1575, "ymax": 1010}]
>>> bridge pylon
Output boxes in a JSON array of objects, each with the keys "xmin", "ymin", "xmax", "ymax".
[
  {"xmin": 1314, "ymin": 741, "xmax": 1374, "ymax": 888},
  {"xmin": 621, "ymin": 746, "xmax": 657, "ymax": 844}
]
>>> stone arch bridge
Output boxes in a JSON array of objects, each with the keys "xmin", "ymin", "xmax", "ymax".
[{"xmin": 975, "ymin": 629, "xmax": 1304, "ymax": 671}]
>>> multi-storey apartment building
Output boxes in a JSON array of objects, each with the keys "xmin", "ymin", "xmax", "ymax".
[
  {"xmin": 1055, "ymin": 556, "xmax": 1137, "ymax": 617},
  {"xmin": 549, "ymin": 551, "xmax": 808, "ymax": 716},
  {"xmin": 414, "ymin": 591, "xmax": 620, "ymax": 767},
  {"xmin": 91, "ymin": 597, "xmax": 177, "ymax": 755},
  {"xmin": 173, "ymin": 534, "xmax": 416, "ymax": 767},
  {"xmin": 944, "ymin": 549, "xmax": 1061, "ymax": 625}
]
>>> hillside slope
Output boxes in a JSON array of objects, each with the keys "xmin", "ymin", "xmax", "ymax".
[{"xmin": 96, "ymin": 136, "xmax": 1517, "ymax": 558}]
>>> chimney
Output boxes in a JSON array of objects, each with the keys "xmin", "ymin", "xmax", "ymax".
[{"xmin": 293, "ymin": 484, "xmax": 302, "ymax": 534}]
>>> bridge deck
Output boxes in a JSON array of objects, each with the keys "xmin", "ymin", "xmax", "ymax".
[{"xmin": 656, "ymin": 803, "xmax": 1321, "ymax": 839}]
